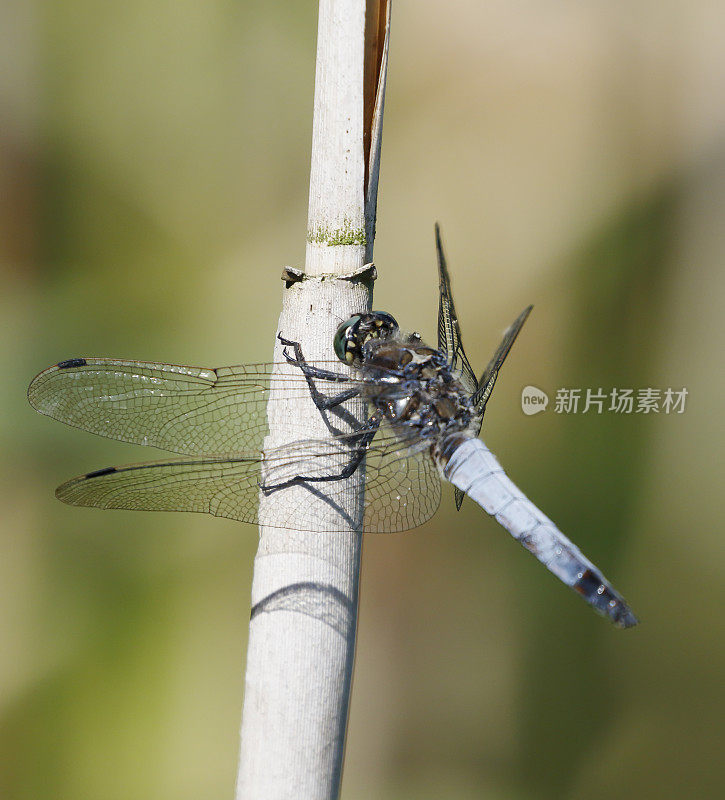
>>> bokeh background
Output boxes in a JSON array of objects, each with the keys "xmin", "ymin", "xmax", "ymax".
[{"xmin": 2, "ymin": 1, "xmax": 724, "ymax": 798}]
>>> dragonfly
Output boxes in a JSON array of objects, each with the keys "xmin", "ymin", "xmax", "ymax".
[{"xmin": 28, "ymin": 225, "xmax": 637, "ymax": 628}]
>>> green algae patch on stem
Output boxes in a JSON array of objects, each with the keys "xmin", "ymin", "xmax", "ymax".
[{"xmin": 307, "ymin": 220, "xmax": 367, "ymax": 247}]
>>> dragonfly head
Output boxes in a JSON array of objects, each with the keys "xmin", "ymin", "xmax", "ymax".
[{"xmin": 334, "ymin": 312, "xmax": 399, "ymax": 366}]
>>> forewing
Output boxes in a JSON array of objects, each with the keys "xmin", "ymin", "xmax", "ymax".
[
  {"xmin": 470, "ymin": 305, "xmax": 532, "ymax": 426},
  {"xmin": 435, "ymin": 224, "xmax": 478, "ymax": 393},
  {"xmin": 28, "ymin": 358, "xmax": 359, "ymax": 455},
  {"xmin": 56, "ymin": 424, "xmax": 442, "ymax": 533}
]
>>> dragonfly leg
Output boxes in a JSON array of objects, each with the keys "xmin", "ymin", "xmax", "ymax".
[
  {"xmin": 278, "ymin": 333, "xmax": 360, "ymax": 412},
  {"xmin": 278, "ymin": 334, "xmax": 351, "ymax": 383},
  {"xmin": 314, "ymin": 388, "xmax": 360, "ymax": 411},
  {"xmin": 259, "ymin": 414, "xmax": 381, "ymax": 495}
]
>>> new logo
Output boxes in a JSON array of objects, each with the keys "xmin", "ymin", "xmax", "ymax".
[{"xmin": 521, "ymin": 385, "xmax": 549, "ymax": 415}]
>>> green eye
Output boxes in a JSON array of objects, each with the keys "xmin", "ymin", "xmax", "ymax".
[{"xmin": 334, "ymin": 316, "xmax": 360, "ymax": 362}]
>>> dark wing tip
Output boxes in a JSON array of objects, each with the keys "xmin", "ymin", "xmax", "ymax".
[
  {"xmin": 28, "ymin": 358, "xmax": 89, "ymax": 408},
  {"xmin": 83, "ymin": 466, "xmax": 118, "ymax": 479},
  {"xmin": 57, "ymin": 358, "xmax": 87, "ymax": 370},
  {"xmin": 56, "ymin": 466, "xmax": 120, "ymax": 505},
  {"xmin": 434, "ymin": 222, "xmax": 445, "ymax": 252},
  {"xmin": 518, "ymin": 305, "xmax": 534, "ymax": 325},
  {"xmin": 434, "ymin": 224, "xmax": 449, "ymax": 285}
]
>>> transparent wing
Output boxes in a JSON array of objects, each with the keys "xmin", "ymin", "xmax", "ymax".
[
  {"xmin": 452, "ymin": 305, "xmax": 533, "ymax": 513},
  {"xmin": 435, "ymin": 224, "xmax": 478, "ymax": 394},
  {"xmin": 470, "ymin": 305, "xmax": 532, "ymax": 425},
  {"xmin": 362, "ymin": 433, "xmax": 441, "ymax": 532},
  {"xmin": 57, "ymin": 455, "xmax": 263, "ymax": 523},
  {"xmin": 28, "ymin": 358, "xmax": 365, "ymax": 456},
  {"xmin": 55, "ymin": 423, "xmax": 442, "ymax": 533},
  {"xmin": 436, "ymin": 225, "xmax": 529, "ymax": 511}
]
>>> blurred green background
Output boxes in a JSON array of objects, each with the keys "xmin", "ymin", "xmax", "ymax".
[{"xmin": 2, "ymin": 1, "xmax": 724, "ymax": 798}]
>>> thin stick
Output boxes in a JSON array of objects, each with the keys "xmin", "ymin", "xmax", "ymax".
[{"xmin": 235, "ymin": 2, "xmax": 390, "ymax": 798}]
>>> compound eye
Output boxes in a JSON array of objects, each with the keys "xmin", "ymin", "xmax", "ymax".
[
  {"xmin": 370, "ymin": 311, "xmax": 398, "ymax": 334},
  {"xmin": 333, "ymin": 315, "xmax": 361, "ymax": 363}
]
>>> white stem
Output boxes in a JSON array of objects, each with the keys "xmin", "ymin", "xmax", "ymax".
[{"xmin": 235, "ymin": 2, "xmax": 390, "ymax": 798}]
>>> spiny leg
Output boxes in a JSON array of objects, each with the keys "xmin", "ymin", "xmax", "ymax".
[
  {"xmin": 278, "ymin": 333, "xmax": 351, "ymax": 382},
  {"xmin": 259, "ymin": 412, "xmax": 382, "ymax": 495},
  {"xmin": 277, "ymin": 333, "xmax": 360, "ymax": 413}
]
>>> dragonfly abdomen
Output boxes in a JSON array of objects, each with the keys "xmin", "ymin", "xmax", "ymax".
[{"xmin": 443, "ymin": 437, "xmax": 637, "ymax": 628}]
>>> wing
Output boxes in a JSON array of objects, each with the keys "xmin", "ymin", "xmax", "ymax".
[
  {"xmin": 435, "ymin": 224, "xmax": 478, "ymax": 394},
  {"xmin": 55, "ymin": 423, "xmax": 442, "ymax": 533},
  {"xmin": 470, "ymin": 305, "xmax": 532, "ymax": 424},
  {"xmin": 57, "ymin": 455, "xmax": 263, "ymax": 523},
  {"xmin": 452, "ymin": 305, "xmax": 532, "ymax": 512},
  {"xmin": 362, "ymin": 433, "xmax": 441, "ymax": 533},
  {"xmin": 28, "ymin": 358, "xmax": 364, "ymax": 456}
]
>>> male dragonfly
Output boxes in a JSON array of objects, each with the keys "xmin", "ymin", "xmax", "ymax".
[{"xmin": 28, "ymin": 226, "xmax": 637, "ymax": 628}]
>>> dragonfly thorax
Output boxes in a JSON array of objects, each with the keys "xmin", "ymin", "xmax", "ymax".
[{"xmin": 360, "ymin": 337, "xmax": 476, "ymax": 445}]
